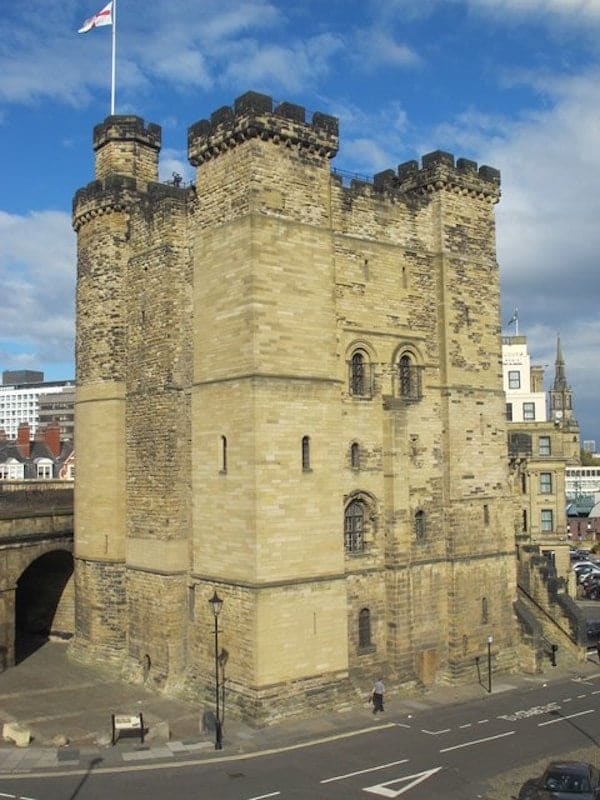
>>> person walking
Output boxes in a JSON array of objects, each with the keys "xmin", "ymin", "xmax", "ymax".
[{"xmin": 372, "ymin": 677, "xmax": 385, "ymax": 713}]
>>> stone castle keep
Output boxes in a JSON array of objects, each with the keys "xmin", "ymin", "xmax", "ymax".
[{"xmin": 72, "ymin": 90, "xmax": 520, "ymax": 723}]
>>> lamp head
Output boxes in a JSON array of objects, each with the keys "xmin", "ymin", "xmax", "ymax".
[{"xmin": 209, "ymin": 590, "xmax": 223, "ymax": 618}]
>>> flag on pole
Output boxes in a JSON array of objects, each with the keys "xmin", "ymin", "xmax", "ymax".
[
  {"xmin": 507, "ymin": 307, "xmax": 519, "ymax": 326},
  {"xmin": 78, "ymin": 1, "xmax": 113, "ymax": 33}
]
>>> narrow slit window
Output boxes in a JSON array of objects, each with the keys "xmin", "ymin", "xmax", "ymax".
[
  {"xmin": 220, "ymin": 435, "xmax": 227, "ymax": 473},
  {"xmin": 358, "ymin": 608, "xmax": 371, "ymax": 649},
  {"xmin": 302, "ymin": 435, "xmax": 311, "ymax": 471}
]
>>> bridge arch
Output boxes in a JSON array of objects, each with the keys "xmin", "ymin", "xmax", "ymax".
[{"xmin": 15, "ymin": 548, "xmax": 74, "ymax": 662}]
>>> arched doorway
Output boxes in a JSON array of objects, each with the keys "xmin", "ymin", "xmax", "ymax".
[{"xmin": 15, "ymin": 550, "xmax": 74, "ymax": 663}]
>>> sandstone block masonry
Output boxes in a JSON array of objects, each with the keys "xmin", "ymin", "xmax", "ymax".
[{"xmin": 72, "ymin": 91, "xmax": 520, "ymax": 725}]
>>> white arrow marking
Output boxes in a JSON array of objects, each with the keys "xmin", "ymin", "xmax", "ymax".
[{"xmin": 363, "ymin": 767, "xmax": 442, "ymax": 797}]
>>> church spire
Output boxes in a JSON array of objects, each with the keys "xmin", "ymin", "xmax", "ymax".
[
  {"xmin": 553, "ymin": 334, "xmax": 568, "ymax": 392},
  {"xmin": 550, "ymin": 333, "xmax": 575, "ymax": 425}
]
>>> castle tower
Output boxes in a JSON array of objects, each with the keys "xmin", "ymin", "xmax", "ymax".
[
  {"xmin": 72, "ymin": 117, "xmax": 157, "ymax": 666},
  {"xmin": 187, "ymin": 92, "xmax": 350, "ymax": 717}
]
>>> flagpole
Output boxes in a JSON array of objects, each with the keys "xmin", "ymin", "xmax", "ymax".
[{"xmin": 110, "ymin": 0, "xmax": 117, "ymax": 115}]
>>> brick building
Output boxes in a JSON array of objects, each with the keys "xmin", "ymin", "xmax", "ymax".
[{"xmin": 72, "ymin": 91, "xmax": 521, "ymax": 723}]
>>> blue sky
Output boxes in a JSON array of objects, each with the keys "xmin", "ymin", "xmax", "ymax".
[{"xmin": 1, "ymin": 0, "xmax": 599, "ymax": 444}]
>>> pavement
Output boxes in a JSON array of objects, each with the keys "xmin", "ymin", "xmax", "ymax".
[{"xmin": 0, "ymin": 639, "xmax": 599, "ymax": 778}]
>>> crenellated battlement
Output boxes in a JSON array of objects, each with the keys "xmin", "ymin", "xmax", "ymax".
[
  {"xmin": 72, "ymin": 175, "xmax": 138, "ymax": 231},
  {"xmin": 93, "ymin": 115, "xmax": 161, "ymax": 152},
  {"xmin": 187, "ymin": 90, "xmax": 339, "ymax": 166},
  {"xmin": 372, "ymin": 150, "xmax": 501, "ymax": 202}
]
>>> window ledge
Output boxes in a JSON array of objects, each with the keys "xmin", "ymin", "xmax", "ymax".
[{"xmin": 358, "ymin": 645, "xmax": 376, "ymax": 655}]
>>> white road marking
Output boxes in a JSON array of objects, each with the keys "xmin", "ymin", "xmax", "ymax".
[
  {"xmin": 538, "ymin": 709, "xmax": 595, "ymax": 727},
  {"xmin": 395, "ymin": 723, "xmax": 411, "ymax": 729},
  {"xmin": 363, "ymin": 767, "xmax": 442, "ymax": 798},
  {"xmin": 439, "ymin": 730, "xmax": 516, "ymax": 753},
  {"xmin": 245, "ymin": 793, "xmax": 280, "ymax": 800},
  {"xmin": 477, "ymin": 719, "xmax": 489, "ymax": 724},
  {"xmin": 321, "ymin": 759, "xmax": 409, "ymax": 784},
  {"xmin": 0, "ymin": 793, "xmax": 16, "ymax": 799},
  {"xmin": 421, "ymin": 728, "xmax": 451, "ymax": 735},
  {"xmin": 592, "ymin": 690, "xmax": 600, "ymax": 695},
  {"xmin": 563, "ymin": 697, "xmax": 572, "ymax": 702},
  {"xmin": 577, "ymin": 694, "xmax": 587, "ymax": 699},
  {"xmin": 458, "ymin": 724, "xmax": 472, "ymax": 729}
]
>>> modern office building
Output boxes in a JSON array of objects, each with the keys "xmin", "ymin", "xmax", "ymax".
[{"xmin": 0, "ymin": 372, "xmax": 75, "ymax": 439}]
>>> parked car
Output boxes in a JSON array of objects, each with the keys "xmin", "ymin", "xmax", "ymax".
[
  {"xmin": 582, "ymin": 575, "xmax": 600, "ymax": 600},
  {"xmin": 573, "ymin": 563, "xmax": 600, "ymax": 584},
  {"xmin": 586, "ymin": 620, "xmax": 600, "ymax": 647},
  {"xmin": 518, "ymin": 760, "xmax": 600, "ymax": 799},
  {"xmin": 571, "ymin": 549, "xmax": 592, "ymax": 562}
]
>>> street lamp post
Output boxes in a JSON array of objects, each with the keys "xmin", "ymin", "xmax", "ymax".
[
  {"xmin": 208, "ymin": 590, "xmax": 224, "ymax": 750},
  {"xmin": 487, "ymin": 635, "xmax": 493, "ymax": 694}
]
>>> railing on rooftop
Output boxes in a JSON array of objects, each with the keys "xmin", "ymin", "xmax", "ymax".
[{"xmin": 332, "ymin": 167, "xmax": 374, "ymax": 187}]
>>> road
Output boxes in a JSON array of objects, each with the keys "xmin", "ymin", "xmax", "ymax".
[{"xmin": 4, "ymin": 672, "xmax": 600, "ymax": 799}]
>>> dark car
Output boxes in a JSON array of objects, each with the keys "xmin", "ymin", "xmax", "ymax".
[
  {"xmin": 587, "ymin": 620, "xmax": 600, "ymax": 646},
  {"xmin": 518, "ymin": 761, "xmax": 600, "ymax": 798},
  {"xmin": 571, "ymin": 549, "xmax": 592, "ymax": 562},
  {"xmin": 582, "ymin": 575, "xmax": 600, "ymax": 599}
]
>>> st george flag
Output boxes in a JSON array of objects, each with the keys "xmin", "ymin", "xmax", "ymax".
[{"xmin": 78, "ymin": 1, "xmax": 113, "ymax": 33}]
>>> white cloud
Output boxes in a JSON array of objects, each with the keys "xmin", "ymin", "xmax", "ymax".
[
  {"xmin": 221, "ymin": 34, "xmax": 344, "ymax": 92},
  {"xmin": 351, "ymin": 29, "xmax": 421, "ymax": 71},
  {"xmin": 0, "ymin": 210, "xmax": 75, "ymax": 368}
]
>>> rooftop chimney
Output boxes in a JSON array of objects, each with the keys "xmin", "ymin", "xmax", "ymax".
[
  {"xmin": 17, "ymin": 422, "xmax": 30, "ymax": 459},
  {"xmin": 44, "ymin": 422, "xmax": 61, "ymax": 458}
]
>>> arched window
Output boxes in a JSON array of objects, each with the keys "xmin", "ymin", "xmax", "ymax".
[
  {"xmin": 350, "ymin": 442, "xmax": 360, "ymax": 470},
  {"xmin": 398, "ymin": 353, "xmax": 422, "ymax": 401},
  {"xmin": 302, "ymin": 435, "xmax": 311, "ymax": 471},
  {"xmin": 350, "ymin": 352, "xmax": 366, "ymax": 396},
  {"xmin": 414, "ymin": 509, "xmax": 426, "ymax": 539},
  {"xmin": 358, "ymin": 608, "xmax": 371, "ymax": 649},
  {"xmin": 220, "ymin": 435, "xmax": 227, "ymax": 473},
  {"xmin": 345, "ymin": 500, "xmax": 365, "ymax": 553}
]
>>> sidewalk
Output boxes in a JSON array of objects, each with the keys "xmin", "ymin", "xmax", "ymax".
[{"xmin": 0, "ymin": 640, "xmax": 598, "ymax": 775}]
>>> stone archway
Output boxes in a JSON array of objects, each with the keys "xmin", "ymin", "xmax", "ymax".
[{"xmin": 15, "ymin": 550, "xmax": 74, "ymax": 663}]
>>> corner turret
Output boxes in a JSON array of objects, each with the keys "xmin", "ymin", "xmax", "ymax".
[{"xmin": 93, "ymin": 115, "xmax": 161, "ymax": 184}]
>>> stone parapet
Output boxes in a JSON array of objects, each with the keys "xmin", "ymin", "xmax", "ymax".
[
  {"xmin": 93, "ymin": 115, "xmax": 161, "ymax": 152},
  {"xmin": 72, "ymin": 175, "xmax": 137, "ymax": 232},
  {"xmin": 372, "ymin": 150, "xmax": 501, "ymax": 203},
  {"xmin": 188, "ymin": 90, "xmax": 339, "ymax": 166}
]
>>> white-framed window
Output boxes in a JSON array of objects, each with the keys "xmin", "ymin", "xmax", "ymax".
[
  {"xmin": 540, "ymin": 472, "xmax": 553, "ymax": 494},
  {"xmin": 541, "ymin": 509, "xmax": 554, "ymax": 532},
  {"xmin": 36, "ymin": 460, "xmax": 53, "ymax": 479},
  {"xmin": 523, "ymin": 402, "xmax": 535, "ymax": 421},
  {"xmin": 508, "ymin": 370, "xmax": 521, "ymax": 389},
  {"xmin": 539, "ymin": 436, "xmax": 551, "ymax": 456},
  {"xmin": 0, "ymin": 460, "xmax": 24, "ymax": 480}
]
